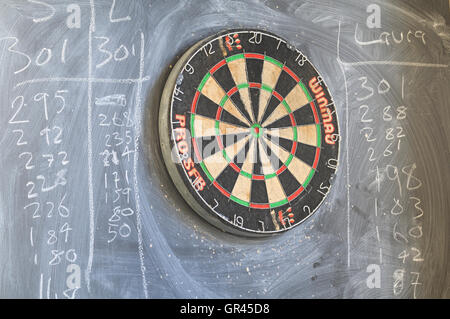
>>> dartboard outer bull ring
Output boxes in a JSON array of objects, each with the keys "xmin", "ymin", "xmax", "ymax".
[{"xmin": 159, "ymin": 29, "xmax": 340, "ymax": 237}]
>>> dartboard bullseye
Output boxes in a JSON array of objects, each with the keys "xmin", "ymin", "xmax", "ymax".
[{"xmin": 159, "ymin": 29, "xmax": 340, "ymax": 237}]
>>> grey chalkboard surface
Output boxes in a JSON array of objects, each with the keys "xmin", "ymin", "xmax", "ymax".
[{"xmin": 0, "ymin": 0, "xmax": 448, "ymax": 299}]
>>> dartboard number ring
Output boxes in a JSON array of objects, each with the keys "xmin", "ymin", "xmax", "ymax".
[{"xmin": 159, "ymin": 29, "xmax": 340, "ymax": 237}]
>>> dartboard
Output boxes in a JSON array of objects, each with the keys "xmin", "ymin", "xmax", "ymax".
[{"xmin": 159, "ymin": 29, "xmax": 340, "ymax": 237}]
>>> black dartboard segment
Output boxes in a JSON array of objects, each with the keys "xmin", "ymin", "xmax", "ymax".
[{"xmin": 159, "ymin": 29, "xmax": 340, "ymax": 237}]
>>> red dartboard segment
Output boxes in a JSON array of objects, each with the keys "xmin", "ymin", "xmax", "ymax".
[
  {"xmin": 288, "ymin": 186, "xmax": 305, "ymax": 202},
  {"xmin": 229, "ymin": 162, "xmax": 241, "ymax": 173},
  {"xmin": 215, "ymin": 107, "xmax": 223, "ymax": 121},
  {"xmin": 276, "ymin": 165, "xmax": 287, "ymax": 175},
  {"xmin": 213, "ymin": 181, "xmax": 231, "ymax": 198},
  {"xmin": 244, "ymin": 53, "xmax": 265, "ymax": 60},
  {"xmin": 191, "ymin": 91, "xmax": 200, "ymax": 114},
  {"xmin": 210, "ymin": 59, "xmax": 227, "ymax": 74},
  {"xmin": 160, "ymin": 29, "xmax": 340, "ymax": 237},
  {"xmin": 290, "ymin": 142, "xmax": 297, "ymax": 154},
  {"xmin": 227, "ymin": 87, "xmax": 239, "ymax": 97},
  {"xmin": 310, "ymin": 101, "xmax": 320, "ymax": 123},
  {"xmin": 216, "ymin": 134, "xmax": 224, "ymax": 150},
  {"xmin": 313, "ymin": 148, "xmax": 321, "ymax": 169},
  {"xmin": 250, "ymin": 203, "xmax": 270, "ymax": 209},
  {"xmin": 252, "ymin": 175, "xmax": 265, "ymax": 181},
  {"xmin": 272, "ymin": 91, "xmax": 283, "ymax": 102},
  {"xmin": 283, "ymin": 65, "xmax": 300, "ymax": 83},
  {"xmin": 249, "ymin": 82, "xmax": 262, "ymax": 89},
  {"xmin": 289, "ymin": 113, "xmax": 296, "ymax": 126}
]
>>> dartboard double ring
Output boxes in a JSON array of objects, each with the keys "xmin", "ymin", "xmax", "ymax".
[{"xmin": 159, "ymin": 29, "xmax": 340, "ymax": 237}]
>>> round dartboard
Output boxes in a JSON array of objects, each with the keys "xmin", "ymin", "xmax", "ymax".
[{"xmin": 159, "ymin": 29, "xmax": 340, "ymax": 237}]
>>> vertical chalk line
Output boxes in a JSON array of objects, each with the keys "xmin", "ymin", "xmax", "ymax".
[
  {"xmin": 39, "ymin": 273, "xmax": 43, "ymax": 299},
  {"xmin": 46, "ymin": 277, "xmax": 51, "ymax": 299},
  {"xmin": 30, "ymin": 226, "xmax": 34, "ymax": 247},
  {"xmin": 401, "ymin": 73, "xmax": 405, "ymax": 100},
  {"xmin": 337, "ymin": 20, "xmax": 351, "ymax": 268},
  {"xmin": 86, "ymin": 0, "xmax": 96, "ymax": 293},
  {"xmin": 132, "ymin": 31, "xmax": 149, "ymax": 298},
  {"xmin": 375, "ymin": 198, "xmax": 378, "ymax": 217}
]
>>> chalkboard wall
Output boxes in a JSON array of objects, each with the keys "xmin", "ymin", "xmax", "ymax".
[{"xmin": 0, "ymin": 0, "xmax": 448, "ymax": 298}]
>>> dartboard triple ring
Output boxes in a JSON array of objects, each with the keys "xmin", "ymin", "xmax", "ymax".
[{"xmin": 159, "ymin": 29, "xmax": 340, "ymax": 236}]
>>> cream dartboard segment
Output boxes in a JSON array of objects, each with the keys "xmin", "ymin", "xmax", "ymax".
[{"xmin": 159, "ymin": 29, "xmax": 340, "ymax": 237}]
